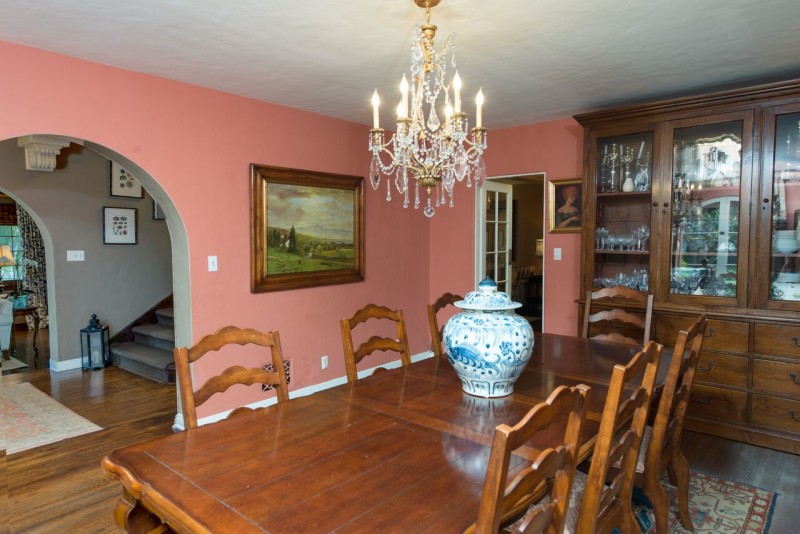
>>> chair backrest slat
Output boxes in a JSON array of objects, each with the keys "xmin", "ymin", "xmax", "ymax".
[
  {"xmin": 340, "ymin": 303, "xmax": 411, "ymax": 383},
  {"xmin": 576, "ymin": 340, "xmax": 661, "ymax": 533},
  {"xmin": 427, "ymin": 292, "xmax": 463, "ymax": 363},
  {"xmin": 470, "ymin": 384, "xmax": 590, "ymax": 534},
  {"xmin": 175, "ymin": 325, "xmax": 289, "ymax": 429},
  {"xmin": 582, "ymin": 286, "xmax": 653, "ymax": 345}
]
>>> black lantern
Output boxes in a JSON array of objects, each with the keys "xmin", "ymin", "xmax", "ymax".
[{"xmin": 81, "ymin": 314, "xmax": 110, "ymax": 370}]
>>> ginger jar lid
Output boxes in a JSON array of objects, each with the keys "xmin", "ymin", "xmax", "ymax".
[{"xmin": 455, "ymin": 277, "xmax": 522, "ymax": 311}]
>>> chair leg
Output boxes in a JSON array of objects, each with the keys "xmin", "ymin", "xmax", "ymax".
[
  {"xmin": 644, "ymin": 472, "xmax": 670, "ymax": 534},
  {"xmin": 671, "ymin": 452, "xmax": 693, "ymax": 529}
]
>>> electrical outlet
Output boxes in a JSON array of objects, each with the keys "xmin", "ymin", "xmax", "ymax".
[
  {"xmin": 208, "ymin": 255, "xmax": 218, "ymax": 272},
  {"xmin": 67, "ymin": 250, "xmax": 84, "ymax": 261},
  {"xmin": 321, "ymin": 355, "xmax": 328, "ymax": 369}
]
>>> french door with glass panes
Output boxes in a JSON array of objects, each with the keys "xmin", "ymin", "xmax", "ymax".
[{"xmin": 478, "ymin": 181, "xmax": 513, "ymax": 294}]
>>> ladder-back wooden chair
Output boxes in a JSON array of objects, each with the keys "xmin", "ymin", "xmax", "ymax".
[
  {"xmin": 582, "ymin": 286, "xmax": 654, "ymax": 345},
  {"xmin": 174, "ymin": 325, "xmax": 289, "ymax": 429},
  {"xmin": 570, "ymin": 340, "xmax": 661, "ymax": 533},
  {"xmin": 340, "ymin": 303, "xmax": 411, "ymax": 383},
  {"xmin": 468, "ymin": 385, "xmax": 590, "ymax": 534},
  {"xmin": 427, "ymin": 292, "xmax": 463, "ymax": 363},
  {"xmin": 637, "ymin": 314, "xmax": 707, "ymax": 533}
]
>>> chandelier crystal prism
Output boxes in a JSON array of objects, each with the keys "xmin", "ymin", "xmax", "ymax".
[{"xmin": 369, "ymin": 0, "xmax": 487, "ymax": 217}]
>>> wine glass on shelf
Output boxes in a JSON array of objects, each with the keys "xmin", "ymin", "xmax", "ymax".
[
  {"xmin": 638, "ymin": 225, "xmax": 650, "ymax": 251},
  {"xmin": 595, "ymin": 227, "xmax": 609, "ymax": 250}
]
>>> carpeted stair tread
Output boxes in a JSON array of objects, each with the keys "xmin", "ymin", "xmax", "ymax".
[
  {"xmin": 132, "ymin": 323, "xmax": 175, "ymax": 341},
  {"xmin": 132, "ymin": 323, "xmax": 175, "ymax": 352},
  {"xmin": 155, "ymin": 307, "xmax": 174, "ymax": 327},
  {"xmin": 112, "ymin": 341, "xmax": 173, "ymax": 364},
  {"xmin": 112, "ymin": 341, "xmax": 175, "ymax": 383}
]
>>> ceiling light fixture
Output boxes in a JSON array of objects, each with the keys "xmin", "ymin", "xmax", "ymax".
[{"xmin": 369, "ymin": 0, "xmax": 487, "ymax": 217}]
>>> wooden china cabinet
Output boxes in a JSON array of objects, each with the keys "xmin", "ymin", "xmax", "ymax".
[{"xmin": 575, "ymin": 78, "xmax": 800, "ymax": 454}]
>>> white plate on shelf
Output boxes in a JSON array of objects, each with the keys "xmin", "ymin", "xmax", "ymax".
[
  {"xmin": 771, "ymin": 282, "xmax": 800, "ymax": 300},
  {"xmin": 776, "ymin": 272, "xmax": 800, "ymax": 283}
]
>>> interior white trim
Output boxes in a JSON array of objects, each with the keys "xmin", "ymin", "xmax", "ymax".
[{"xmin": 48, "ymin": 357, "xmax": 82, "ymax": 372}]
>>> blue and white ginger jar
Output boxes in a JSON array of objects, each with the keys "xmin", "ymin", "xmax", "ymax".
[{"xmin": 443, "ymin": 278, "xmax": 534, "ymax": 397}]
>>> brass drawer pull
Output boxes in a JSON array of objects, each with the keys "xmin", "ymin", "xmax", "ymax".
[
  {"xmin": 788, "ymin": 411, "xmax": 800, "ymax": 423},
  {"xmin": 793, "ymin": 336, "xmax": 800, "ymax": 347},
  {"xmin": 691, "ymin": 394, "xmax": 714, "ymax": 405},
  {"xmin": 790, "ymin": 373, "xmax": 800, "ymax": 385},
  {"xmin": 704, "ymin": 328, "xmax": 715, "ymax": 338},
  {"xmin": 697, "ymin": 361, "xmax": 715, "ymax": 372}
]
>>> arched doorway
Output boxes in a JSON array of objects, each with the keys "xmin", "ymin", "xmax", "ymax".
[{"xmin": 1, "ymin": 136, "xmax": 190, "ymax": 400}]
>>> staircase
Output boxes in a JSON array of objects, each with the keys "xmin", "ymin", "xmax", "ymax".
[{"xmin": 111, "ymin": 307, "xmax": 175, "ymax": 383}]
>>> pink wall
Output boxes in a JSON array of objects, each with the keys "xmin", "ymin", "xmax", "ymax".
[
  {"xmin": 430, "ymin": 118, "xmax": 585, "ymax": 335},
  {"xmin": 0, "ymin": 41, "xmax": 432, "ymax": 417},
  {"xmin": 1, "ymin": 40, "xmax": 587, "ymax": 418}
]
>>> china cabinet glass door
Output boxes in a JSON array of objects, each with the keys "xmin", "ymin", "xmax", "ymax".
[
  {"xmin": 760, "ymin": 104, "xmax": 800, "ymax": 309},
  {"xmin": 589, "ymin": 130, "xmax": 654, "ymax": 292},
  {"xmin": 666, "ymin": 115, "xmax": 751, "ymax": 306}
]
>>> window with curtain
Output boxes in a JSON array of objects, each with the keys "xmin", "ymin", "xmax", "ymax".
[{"xmin": 0, "ymin": 224, "xmax": 22, "ymax": 280}]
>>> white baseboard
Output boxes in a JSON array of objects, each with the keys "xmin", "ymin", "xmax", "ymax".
[
  {"xmin": 172, "ymin": 350, "xmax": 434, "ymax": 431},
  {"xmin": 48, "ymin": 357, "xmax": 82, "ymax": 372}
]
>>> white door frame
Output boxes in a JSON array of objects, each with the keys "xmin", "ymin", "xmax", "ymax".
[
  {"xmin": 475, "ymin": 180, "xmax": 513, "ymax": 292},
  {"xmin": 474, "ymin": 172, "xmax": 547, "ymax": 326}
]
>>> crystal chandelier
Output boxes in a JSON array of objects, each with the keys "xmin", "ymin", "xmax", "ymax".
[
  {"xmin": 672, "ymin": 174, "xmax": 703, "ymax": 226},
  {"xmin": 369, "ymin": 0, "xmax": 487, "ymax": 217}
]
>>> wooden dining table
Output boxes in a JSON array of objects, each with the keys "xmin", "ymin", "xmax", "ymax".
[{"xmin": 102, "ymin": 332, "xmax": 661, "ymax": 533}]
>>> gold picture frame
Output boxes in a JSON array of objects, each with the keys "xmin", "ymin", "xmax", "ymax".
[
  {"xmin": 250, "ymin": 164, "xmax": 365, "ymax": 292},
  {"xmin": 548, "ymin": 179, "xmax": 583, "ymax": 233}
]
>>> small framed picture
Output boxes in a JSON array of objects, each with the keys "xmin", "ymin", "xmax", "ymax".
[
  {"xmin": 110, "ymin": 161, "xmax": 144, "ymax": 198},
  {"xmin": 548, "ymin": 179, "xmax": 583, "ymax": 233},
  {"xmin": 153, "ymin": 199, "xmax": 166, "ymax": 220},
  {"xmin": 103, "ymin": 207, "xmax": 138, "ymax": 245}
]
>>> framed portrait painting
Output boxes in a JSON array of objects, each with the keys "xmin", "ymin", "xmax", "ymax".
[
  {"xmin": 250, "ymin": 164, "xmax": 365, "ymax": 292},
  {"xmin": 548, "ymin": 179, "xmax": 583, "ymax": 233},
  {"xmin": 103, "ymin": 207, "xmax": 138, "ymax": 245},
  {"xmin": 110, "ymin": 161, "xmax": 144, "ymax": 198}
]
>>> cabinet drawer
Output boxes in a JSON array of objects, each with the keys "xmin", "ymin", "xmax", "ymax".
[
  {"xmin": 694, "ymin": 352, "xmax": 748, "ymax": 388},
  {"xmin": 686, "ymin": 384, "xmax": 747, "ymax": 423},
  {"xmin": 753, "ymin": 359, "xmax": 800, "ymax": 397},
  {"xmin": 657, "ymin": 316, "xmax": 748, "ymax": 354},
  {"xmin": 754, "ymin": 324, "xmax": 800, "ymax": 359},
  {"xmin": 751, "ymin": 395, "xmax": 800, "ymax": 435}
]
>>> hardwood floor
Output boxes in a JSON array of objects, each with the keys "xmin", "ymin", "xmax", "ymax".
[
  {"xmin": 4, "ymin": 328, "xmax": 177, "ymax": 534},
  {"xmin": 3, "ymin": 327, "xmax": 799, "ymax": 532}
]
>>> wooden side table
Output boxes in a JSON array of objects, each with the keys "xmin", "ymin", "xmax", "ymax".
[{"xmin": 9, "ymin": 305, "xmax": 40, "ymax": 365}]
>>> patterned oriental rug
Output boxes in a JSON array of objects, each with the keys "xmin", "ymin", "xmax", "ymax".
[
  {"xmin": 632, "ymin": 470, "xmax": 778, "ymax": 533},
  {"xmin": 1, "ymin": 382, "xmax": 102, "ymax": 454}
]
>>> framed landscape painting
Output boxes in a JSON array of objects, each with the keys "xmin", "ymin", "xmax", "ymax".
[{"xmin": 250, "ymin": 165, "xmax": 364, "ymax": 292}]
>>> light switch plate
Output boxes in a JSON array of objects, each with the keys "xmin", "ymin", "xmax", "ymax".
[
  {"xmin": 208, "ymin": 256, "xmax": 218, "ymax": 272},
  {"xmin": 553, "ymin": 247, "xmax": 562, "ymax": 261},
  {"xmin": 67, "ymin": 250, "xmax": 84, "ymax": 261}
]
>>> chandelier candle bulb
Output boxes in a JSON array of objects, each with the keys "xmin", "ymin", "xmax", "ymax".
[
  {"xmin": 400, "ymin": 75, "xmax": 409, "ymax": 119},
  {"xmin": 371, "ymin": 90, "xmax": 380, "ymax": 129},
  {"xmin": 476, "ymin": 89, "xmax": 484, "ymax": 128},
  {"xmin": 453, "ymin": 72, "xmax": 462, "ymax": 113}
]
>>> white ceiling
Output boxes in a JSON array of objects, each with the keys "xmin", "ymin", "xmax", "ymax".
[{"xmin": 1, "ymin": 0, "xmax": 799, "ymax": 129}]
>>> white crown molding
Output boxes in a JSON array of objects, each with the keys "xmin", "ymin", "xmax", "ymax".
[{"xmin": 17, "ymin": 135, "xmax": 84, "ymax": 172}]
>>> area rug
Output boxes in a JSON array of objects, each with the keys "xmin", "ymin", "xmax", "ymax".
[
  {"xmin": 1, "ymin": 382, "xmax": 102, "ymax": 454},
  {"xmin": 632, "ymin": 470, "xmax": 777, "ymax": 533},
  {"xmin": 1, "ymin": 356, "xmax": 28, "ymax": 373}
]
